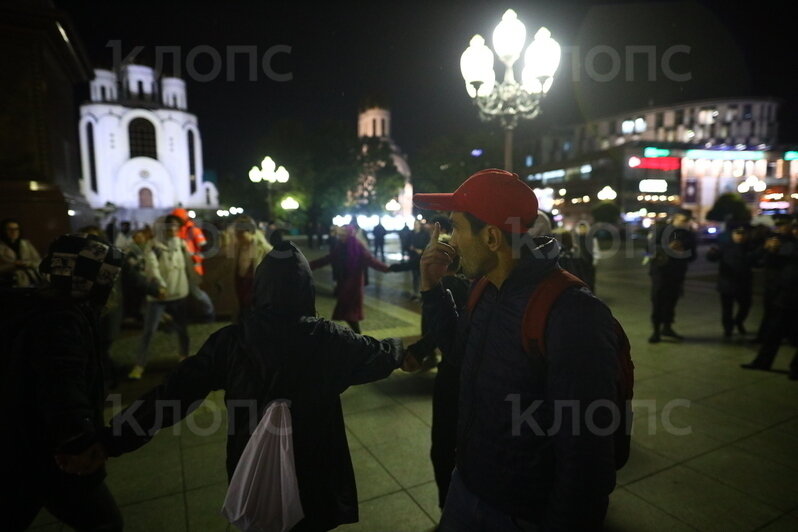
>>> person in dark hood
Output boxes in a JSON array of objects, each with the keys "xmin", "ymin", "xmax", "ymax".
[
  {"xmin": 416, "ymin": 169, "xmax": 618, "ymax": 531},
  {"xmin": 99, "ymin": 241, "xmax": 417, "ymax": 531},
  {"xmin": 2, "ymin": 233, "xmax": 125, "ymax": 531}
]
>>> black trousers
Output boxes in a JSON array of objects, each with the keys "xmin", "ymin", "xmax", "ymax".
[
  {"xmin": 650, "ymin": 276, "xmax": 684, "ymax": 325},
  {"xmin": 752, "ymin": 307, "xmax": 798, "ymax": 372},
  {"xmin": 373, "ymin": 240, "xmax": 385, "ymax": 262},
  {"xmin": 720, "ymin": 290, "xmax": 752, "ymax": 333},
  {"xmin": 9, "ymin": 478, "xmax": 122, "ymax": 532},
  {"xmin": 431, "ymin": 361, "xmax": 460, "ymax": 509},
  {"xmin": 756, "ymin": 289, "xmax": 777, "ymax": 341}
]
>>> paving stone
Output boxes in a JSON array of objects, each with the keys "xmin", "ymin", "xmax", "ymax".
[
  {"xmin": 604, "ymin": 487, "xmax": 696, "ymax": 531},
  {"xmin": 368, "ymin": 434, "xmax": 435, "ymax": 489},
  {"xmin": 185, "ymin": 482, "xmax": 230, "ymax": 532},
  {"xmin": 626, "ymin": 466, "xmax": 780, "ymax": 531},
  {"xmin": 333, "ymin": 491, "xmax": 435, "ymax": 532},
  {"xmin": 349, "ymin": 448, "xmax": 402, "ymax": 502},
  {"xmin": 685, "ymin": 446, "xmax": 798, "ymax": 511},
  {"xmin": 118, "ymin": 493, "xmax": 187, "ymax": 532},
  {"xmin": 182, "ymin": 440, "xmax": 229, "ymax": 490}
]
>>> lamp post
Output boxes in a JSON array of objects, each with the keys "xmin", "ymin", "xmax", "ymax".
[
  {"xmin": 249, "ymin": 156, "xmax": 290, "ymax": 222},
  {"xmin": 460, "ymin": 9, "xmax": 561, "ymax": 172}
]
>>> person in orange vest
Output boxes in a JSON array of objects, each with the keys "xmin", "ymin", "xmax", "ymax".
[{"xmin": 171, "ymin": 208, "xmax": 215, "ymax": 322}]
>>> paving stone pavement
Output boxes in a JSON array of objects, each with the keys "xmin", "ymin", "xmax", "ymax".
[{"xmin": 28, "ymin": 235, "xmax": 798, "ymax": 531}]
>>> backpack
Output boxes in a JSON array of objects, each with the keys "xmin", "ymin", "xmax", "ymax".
[{"xmin": 466, "ymin": 268, "xmax": 634, "ymax": 469}]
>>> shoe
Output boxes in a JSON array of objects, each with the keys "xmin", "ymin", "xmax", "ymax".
[
  {"xmin": 723, "ymin": 331, "xmax": 733, "ymax": 341},
  {"xmin": 177, "ymin": 354, "xmax": 188, "ymax": 362},
  {"xmin": 127, "ymin": 365, "xmax": 145, "ymax": 380},
  {"xmin": 661, "ymin": 326, "xmax": 684, "ymax": 340},
  {"xmin": 648, "ymin": 333, "xmax": 661, "ymax": 343},
  {"xmin": 740, "ymin": 362, "xmax": 769, "ymax": 371},
  {"xmin": 736, "ymin": 323, "xmax": 747, "ymax": 335}
]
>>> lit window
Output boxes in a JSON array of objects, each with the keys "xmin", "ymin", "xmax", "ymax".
[
  {"xmin": 622, "ymin": 120, "xmax": 635, "ymax": 135},
  {"xmin": 634, "ymin": 118, "xmax": 646, "ymax": 133},
  {"xmin": 129, "ymin": 118, "xmax": 157, "ymax": 159}
]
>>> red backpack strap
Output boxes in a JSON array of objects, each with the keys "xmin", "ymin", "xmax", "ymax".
[
  {"xmin": 522, "ymin": 268, "xmax": 586, "ymax": 356},
  {"xmin": 466, "ymin": 277, "xmax": 491, "ymax": 313}
]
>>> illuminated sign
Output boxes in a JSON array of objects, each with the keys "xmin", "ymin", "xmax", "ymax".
[
  {"xmin": 638, "ymin": 179, "xmax": 669, "ymax": 193},
  {"xmin": 644, "ymin": 147, "xmax": 671, "ymax": 157},
  {"xmin": 628, "ymin": 157, "xmax": 681, "ymax": 171},
  {"xmin": 785, "ymin": 151, "xmax": 798, "ymax": 161},
  {"xmin": 684, "ymin": 149, "xmax": 764, "ymax": 161},
  {"xmin": 759, "ymin": 201, "xmax": 791, "ymax": 210}
]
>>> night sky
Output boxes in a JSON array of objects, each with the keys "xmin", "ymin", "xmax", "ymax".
[{"xmin": 56, "ymin": 0, "xmax": 797, "ymax": 185}]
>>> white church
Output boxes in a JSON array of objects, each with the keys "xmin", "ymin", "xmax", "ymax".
[{"xmin": 78, "ymin": 64, "xmax": 219, "ymax": 215}]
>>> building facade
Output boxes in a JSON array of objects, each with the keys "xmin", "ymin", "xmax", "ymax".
[
  {"xmin": 522, "ymin": 97, "xmax": 796, "ymax": 227},
  {"xmin": 78, "ymin": 64, "xmax": 219, "ymax": 213}
]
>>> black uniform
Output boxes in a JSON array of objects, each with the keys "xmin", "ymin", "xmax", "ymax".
[
  {"xmin": 754, "ymin": 230, "xmax": 795, "ymax": 342},
  {"xmin": 648, "ymin": 222, "xmax": 697, "ymax": 337},
  {"xmin": 706, "ymin": 235, "xmax": 756, "ymax": 336}
]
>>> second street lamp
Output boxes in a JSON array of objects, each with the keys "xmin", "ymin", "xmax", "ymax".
[
  {"xmin": 460, "ymin": 9, "xmax": 561, "ymax": 172},
  {"xmin": 249, "ymin": 156, "xmax": 290, "ymax": 222}
]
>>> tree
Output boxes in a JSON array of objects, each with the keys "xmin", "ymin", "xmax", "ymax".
[
  {"xmin": 706, "ymin": 192, "xmax": 752, "ymax": 223},
  {"xmin": 411, "ymin": 130, "xmax": 504, "ymax": 196},
  {"xmin": 352, "ymin": 136, "xmax": 404, "ymax": 215},
  {"xmin": 591, "ymin": 201, "xmax": 621, "ymax": 224}
]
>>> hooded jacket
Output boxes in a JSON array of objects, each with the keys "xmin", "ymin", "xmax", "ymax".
[
  {"xmin": 103, "ymin": 242, "xmax": 405, "ymax": 530},
  {"xmin": 422, "ymin": 237, "xmax": 618, "ymax": 531}
]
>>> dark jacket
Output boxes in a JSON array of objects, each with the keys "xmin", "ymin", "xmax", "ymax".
[
  {"xmin": 2, "ymin": 293, "xmax": 108, "ymax": 488},
  {"xmin": 422, "ymin": 237, "xmax": 618, "ymax": 530},
  {"xmin": 648, "ymin": 223, "xmax": 697, "ymax": 280},
  {"xmin": 706, "ymin": 239, "xmax": 756, "ymax": 295},
  {"xmin": 103, "ymin": 242, "xmax": 405, "ymax": 530}
]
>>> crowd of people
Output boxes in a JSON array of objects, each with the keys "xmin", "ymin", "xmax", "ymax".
[{"xmin": 2, "ymin": 171, "xmax": 798, "ymax": 531}]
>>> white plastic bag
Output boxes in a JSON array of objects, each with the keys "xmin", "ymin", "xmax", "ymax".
[{"xmin": 222, "ymin": 399, "xmax": 304, "ymax": 532}]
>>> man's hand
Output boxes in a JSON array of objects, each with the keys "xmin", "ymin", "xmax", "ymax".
[
  {"xmin": 157, "ymin": 287, "xmax": 167, "ymax": 300},
  {"xmin": 419, "ymin": 222, "xmax": 455, "ymax": 292},
  {"xmin": 401, "ymin": 353, "xmax": 421, "ymax": 372},
  {"xmin": 55, "ymin": 442, "xmax": 107, "ymax": 476}
]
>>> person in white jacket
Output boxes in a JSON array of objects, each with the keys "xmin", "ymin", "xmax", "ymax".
[{"xmin": 129, "ymin": 215, "xmax": 192, "ymax": 380}]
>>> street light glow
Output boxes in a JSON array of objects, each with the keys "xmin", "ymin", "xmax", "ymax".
[
  {"xmin": 385, "ymin": 198, "xmax": 401, "ymax": 211},
  {"xmin": 597, "ymin": 186, "xmax": 617, "ymax": 201},
  {"xmin": 281, "ymin": 196, "xmax": 299, "ymax": 210}
]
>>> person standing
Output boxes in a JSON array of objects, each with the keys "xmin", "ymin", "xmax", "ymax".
[
  {"xmin": 171, "ymin": 207, "xmax": 215, "ymax": 322},
  {"xmin": 753, "ymin": 217, "xmax": 795, "ymax": 343},
  {"xmin": 310, "ymin": 224, "xmax": 390, "ymax": 334},
  {"xmin": 231, "ymin": 215, "xmax": 272, "ymax": 317},
  {"xmin": 113, "ymin": 221, "xmax": 134, "ymax": 251},
  {"xmin": 406, "ymin": 233, "xmax": 469, "ymax": 512},
  {"xmin": 741, "ymin": 221, "xmax": 798, "ymax": 380},
  {"xmin": 646, "ymin": 210, "xmax": 697, "ymax": 343},
  {"xmin": 100, "ymin": 241, "xmax": 417, "ymax": 531},
  {"xmin": 574, "ymin": 222, "xmax": 600, "ymax": 293},
  {"xmin": 1, "ymin": 233, "xmax": 124, "ymax": 531},
  {"xmin": 0, "ymin": 218, "xmax": 42, "ymax": 288},
  {"xmin": 706, "ymin": 226, "xmax": 756, "ymax": 338},
  {"xmin": 417, "ymin": 169, "xmax": 618, "ymax": 531},
  {"xmin": 128, "ymin": 215, "xmax": 192, "ymax": 380},
  {"xmin": 372, "ymin": 221, "xmax": 387, "ymax": 262},
  {"xmin": 399, "ymin": 223, "xmax": 412, "ymax": 261},
  {"xmin": 408, "ymin": 220, "xmax": 431, "ymax": 299}
]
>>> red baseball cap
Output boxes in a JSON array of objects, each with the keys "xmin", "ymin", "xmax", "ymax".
[{"xmin": 413, "ymin": 169, "xmax": 539, "ymax": 234}]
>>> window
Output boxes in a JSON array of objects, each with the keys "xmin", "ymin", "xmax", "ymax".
[
  {"xmin": 743, "ymin": 104, "xmax": 752, "ymax": 120},
  {"xmin": 372, "ymin": 118, "xmax": 377, "ymax": 137},
  {"xmin": 655, "ymin": 113, "xmax": 663, "ymax": 129},
  {"xmin": 86, "ymin": 122, "xmax": 98, "ymax": 193},
  {"xmin": 675, "ymin": 109, "xmax": 685, "ymax": 125},
  {"xmin": 381, "ymin": 118, "xmax": 386, "ymax": 137},
  {"xmin": 188, "ymin": 130, "xmax": 197, "ymax": 194},
  {"xmin": 100, "ymin": 86, "xmax": 106, "ymax": 101},
  {"xmin": 128, "ymin": 118, "xmax": 157, "ymax": 159},
  {"xmin": 137, "ymin": 80, "xmax": 144, "ymax": 98},
  {"xmin": 621, "ymin": 120, "xmax": 635, "ymax": 134},
  {"xmin": 634, "ymin": 117, "xmax": 646, "ymax": 133}
]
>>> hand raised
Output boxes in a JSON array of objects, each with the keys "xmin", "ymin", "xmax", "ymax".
[{"xmin": 419, "ymin": 222, "xmax": 455, "ymax": 291}]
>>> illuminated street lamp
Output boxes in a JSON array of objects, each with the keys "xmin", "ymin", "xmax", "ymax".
[
  {"xmin": 597, "ymin": 186, "xmax": 618, "ymax": 201},
  {"xmin": 249, "ymin": 156, "xmax": 290, "ymax": 221},
  {"xmin": 385, "ymin": 198, "xmax": 401, "ymax": 212},
  {"xmin": 460, "ymin": 9, "xmax": 560, "ymax": 171},
  {"xmin": 280, "ymin": 196, "xmax": 299, "ymax": 210}
]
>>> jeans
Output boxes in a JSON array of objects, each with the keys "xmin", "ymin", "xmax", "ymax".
[
  {"xmin": 190, "ymin": 281, "xmax": 215, "ymax": 322},
  {"xmin": 439, "ymin": 469, "xmax": 538, "ymax": 532},
  {"xmin": 136, "ymin": 298, "xmax": 190, "ymax": 366}
]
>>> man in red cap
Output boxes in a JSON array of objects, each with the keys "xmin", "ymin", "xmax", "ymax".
[{"xmin": 416, "ymin": 169, "xmax": 618, "ymax": 531}]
